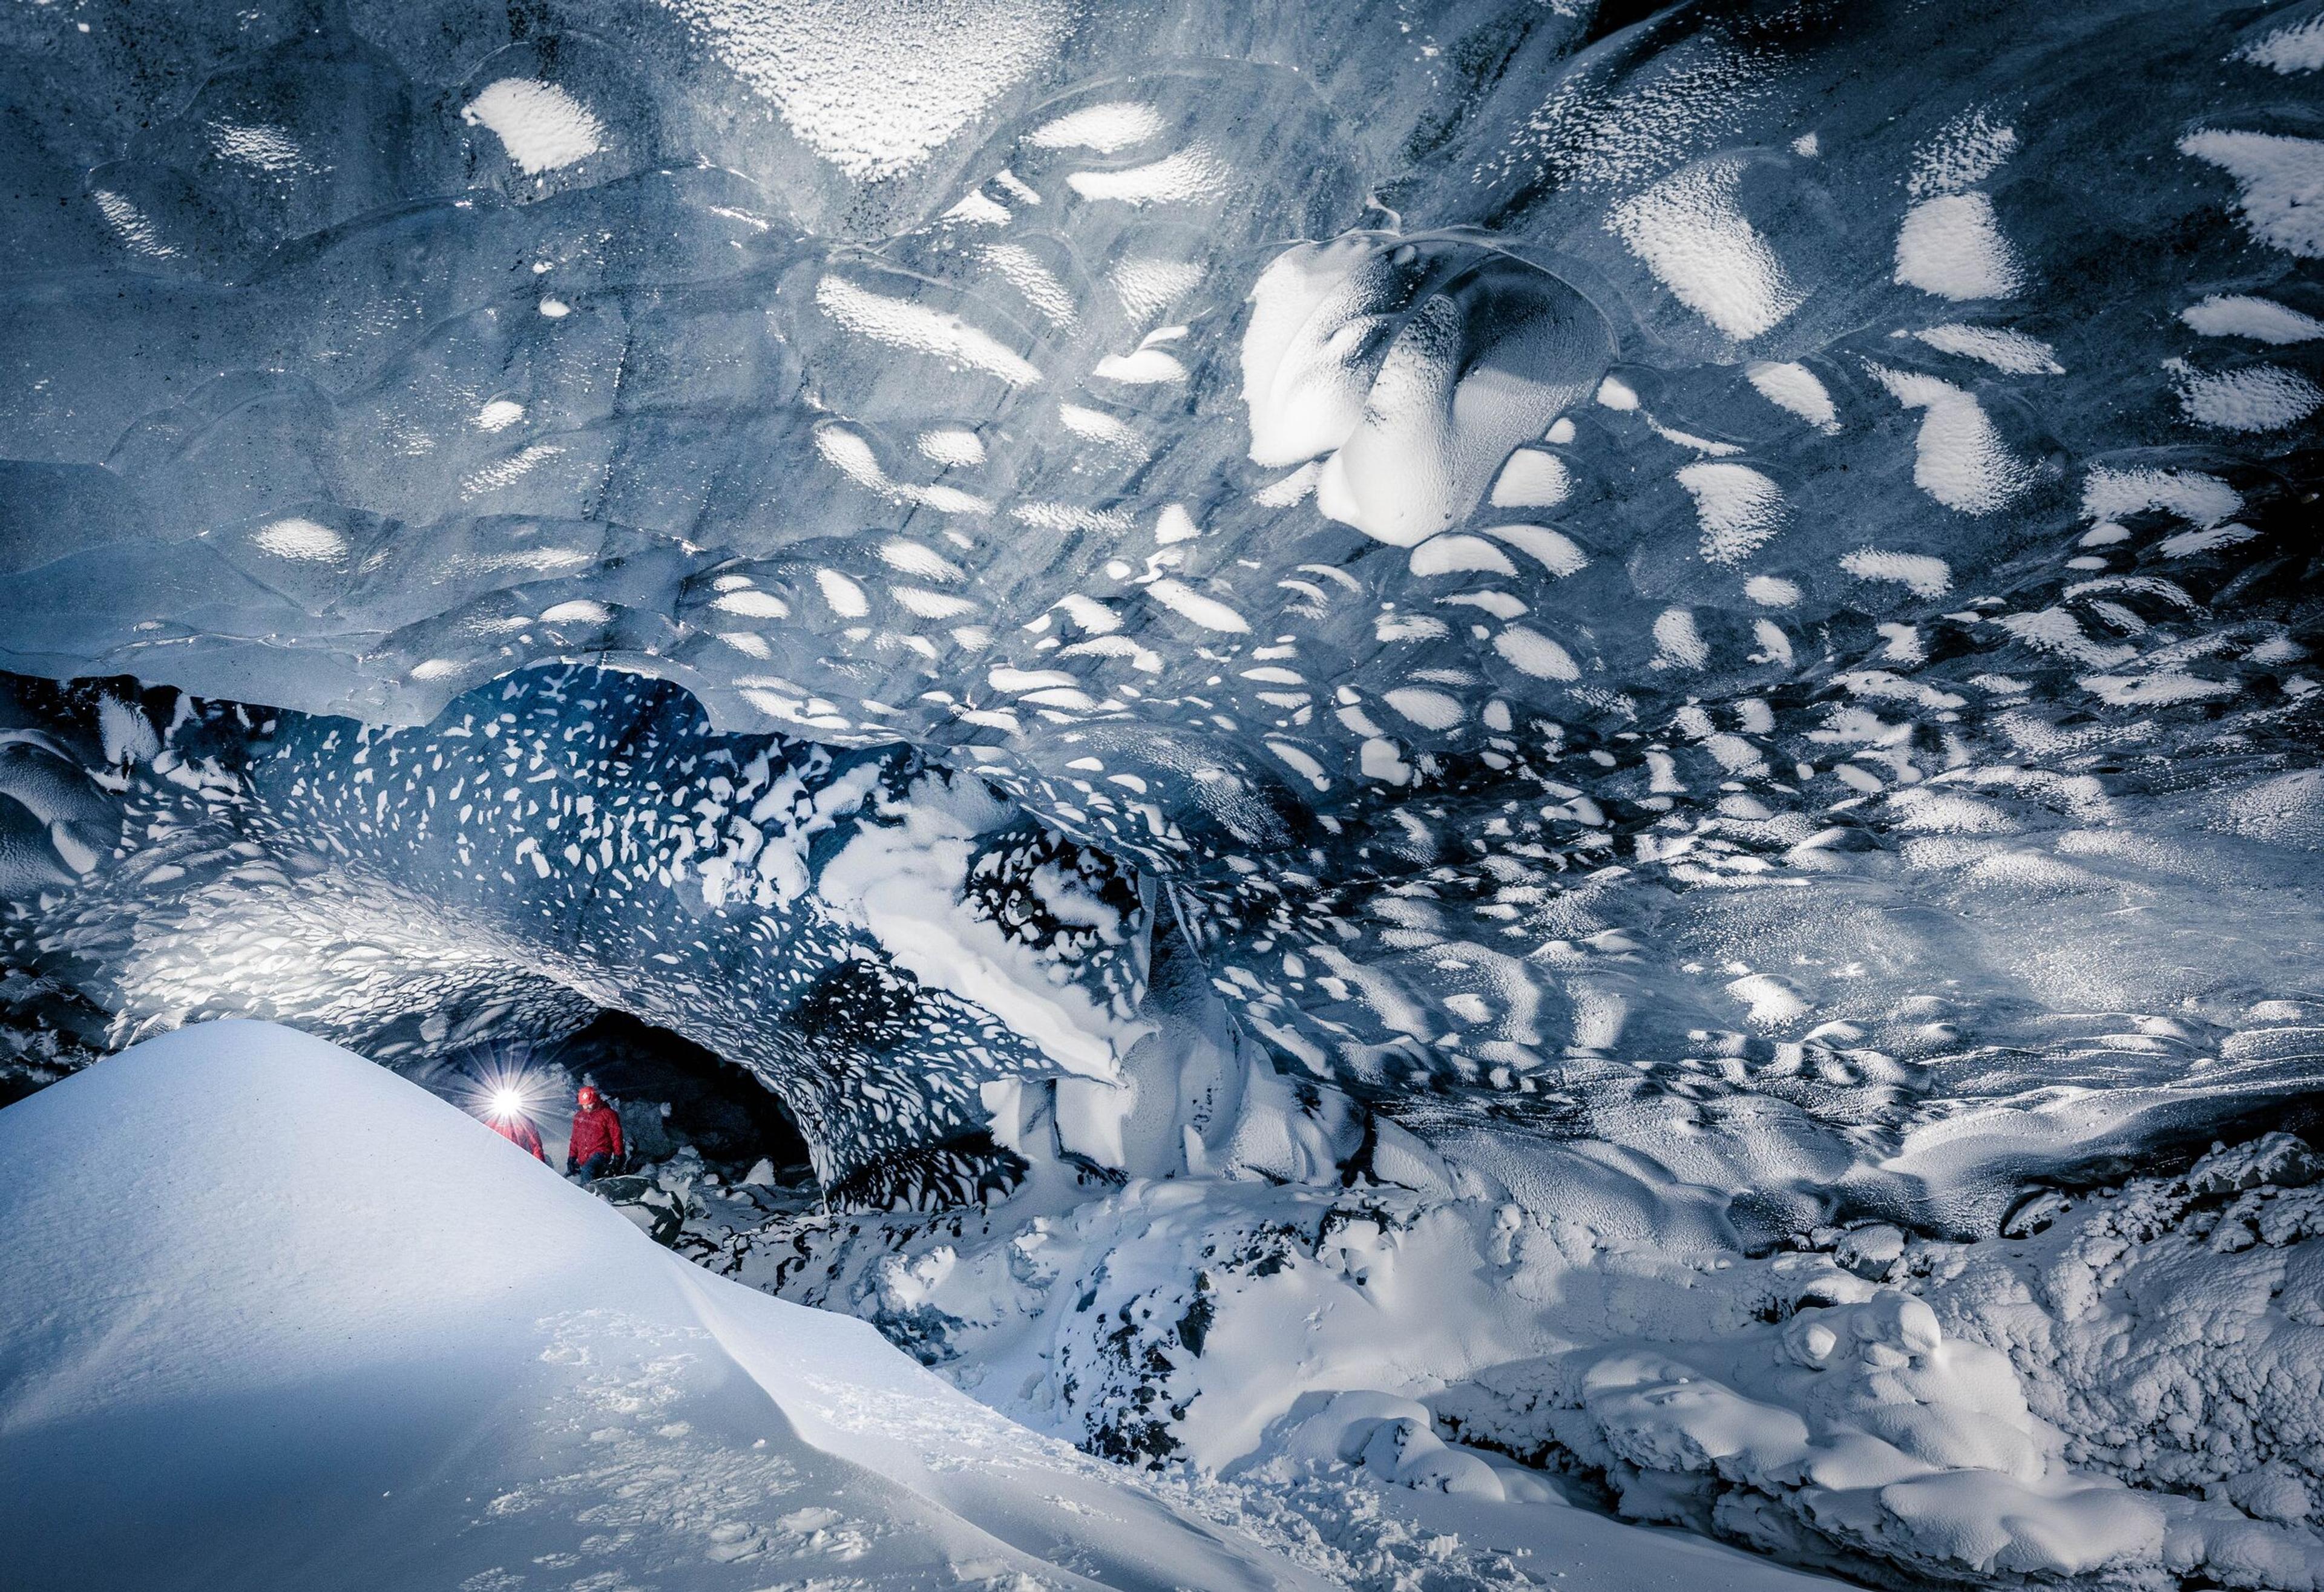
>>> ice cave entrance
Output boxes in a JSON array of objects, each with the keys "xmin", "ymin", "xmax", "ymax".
[{"xmin": 437, "ymin": 1011, "xmax": 815, "ymax": 1185}]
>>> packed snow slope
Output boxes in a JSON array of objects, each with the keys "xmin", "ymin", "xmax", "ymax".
[{"xmin": 0, "ymin": 1020, "xmax": 1330, "ymax": 1592}]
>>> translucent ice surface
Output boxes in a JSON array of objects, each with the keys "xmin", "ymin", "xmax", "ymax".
[{"xmin": 0, "ymin": 0, "xmax": 2320, "ymax": 1236}]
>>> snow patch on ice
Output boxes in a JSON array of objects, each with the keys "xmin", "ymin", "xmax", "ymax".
[
  {"xmin": 1026, "ymin": 100, "xmax": 1167, "ymax": 154},
  {"xmin": 1745, "ymin": 361, "xmax": 1840, "ymax": 432},
  {"xmin": 2234, "ymin": 13, "xmax": 2324, "ymax": 73},
  {"xmin": 251, "ymin": 517, "xmax": 349, "ymax": 562},
  {"xmin": 2180, "ymin": 129, "xmax": 2324, "ymax": 257},
  {"xmin": 1609, "ymin": 156, "xmax": 1806, "ymax": 340},
  {"xmin": 1865, "ymin": 364, "xmax": 2033, "ymax": 511},
  {"xmin": 1842, "ymin": 548, "xmax": 1951, "ymax": 596},
  {"xmin": 815, "ymin": 274, "xmax": 1041, "ymax": 384},
  {"xmin": 1677, "ymin": 461, "xmax": 1787, "ymax": 565},
  {"xmin": 1911, "ymin": 323, "xmax": 2063, "ymax": 374},
  {"xmin": 653, "ymin": 0, "xmax": 1073, "ymax": 182},
  {"xmin": 2082, "ymin": 464, "xmax": 2243, "ymax": 526},
  {"xmin": 1909, "ymin": 108, "xmax": 2019, "ymax": 198},
  {"xmin": 2182, "ymin": 293, "xmax": 2324, "ymax": 344},
  {"xmin": 461, "ymin": 79, "xmax": 606, "ymax": 174},
  {"xmin": 2166, "ymin": 358, "xmax": 2324, "ymax": 430},
  {"xmin": 1896, "ymin": 193, "xmax": 2025, "ymax": 300}
]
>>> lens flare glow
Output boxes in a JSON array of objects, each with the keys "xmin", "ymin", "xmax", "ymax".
[{"xmin": 456, "ymin": 1047, "xmax": 558, "ymax": 1128}]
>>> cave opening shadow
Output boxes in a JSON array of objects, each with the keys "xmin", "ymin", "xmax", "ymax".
[{"xmin": 548, "ymin": 1011, "xmax": 813, "ymax": 1176}]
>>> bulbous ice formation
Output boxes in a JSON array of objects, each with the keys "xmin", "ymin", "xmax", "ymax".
[{"xmin": 1242, "ymin": 234, "xmax": 1612, "ymax": 545}]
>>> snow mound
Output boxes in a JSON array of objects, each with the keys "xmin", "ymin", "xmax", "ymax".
[{"xmin": 0, "ymin": 1021, "xmax": 1325, "ymax": 1592}]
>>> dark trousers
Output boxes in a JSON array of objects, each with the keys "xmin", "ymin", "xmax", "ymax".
[{"xmin": 575, "ymin": 1153, "xmax": 613, "ymax": 1180}]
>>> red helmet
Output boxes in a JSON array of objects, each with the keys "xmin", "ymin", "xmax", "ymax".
[{"xmin": 577, "ymin": 1086, "xmax": 600, "ymax": 1109}]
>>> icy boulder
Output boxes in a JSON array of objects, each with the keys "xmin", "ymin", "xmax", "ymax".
[{"xmin": 0, "ymin": 1020, "xmax": 1330, "ymax": 1592}]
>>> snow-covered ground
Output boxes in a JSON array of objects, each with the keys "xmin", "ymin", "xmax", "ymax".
[
  {"xmin": 0, "ymin": 1020, "xmax": 1847, "ymax": 1591},
  {"xmin": 680, "ymin": 1129, "xmax": 2324, "ymax": 1590}
]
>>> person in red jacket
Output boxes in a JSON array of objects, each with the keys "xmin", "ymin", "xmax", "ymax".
[
  {"xmin": 566, "ymin": 1084, "xmax": 624, "ymax": 1179},
  {"xmin": 488, "ymin": 1106, "xmax": 547, "ymax": 1162}
]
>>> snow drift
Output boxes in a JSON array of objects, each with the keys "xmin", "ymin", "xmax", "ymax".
[{"xmin": 0, "ymin": 1020, "xmax": 1325, "ymax": 1592}]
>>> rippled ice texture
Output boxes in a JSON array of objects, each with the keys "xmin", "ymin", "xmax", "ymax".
[{"xmin": 1, "ymin": 0, "xmax": 2322, "ymax": 1239}]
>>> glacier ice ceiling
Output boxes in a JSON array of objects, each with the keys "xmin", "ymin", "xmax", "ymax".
[{"xmin": 4, "ymin": 0, "xmax": 2324, "ymax": 1584}]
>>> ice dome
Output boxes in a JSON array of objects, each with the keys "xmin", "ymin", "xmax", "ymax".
[{"xmin": 2, "ymin": 0, "xmax": 2322, "ymax": 1586}]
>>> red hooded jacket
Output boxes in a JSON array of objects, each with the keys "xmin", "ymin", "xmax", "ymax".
[
  {"xmin": 569, "ymin": 1102, "xmax": 624, "ymax": 1164},
  {"xmin": 490, "ymin": 1113, "xmax": 546, "ymax": 1161}
]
